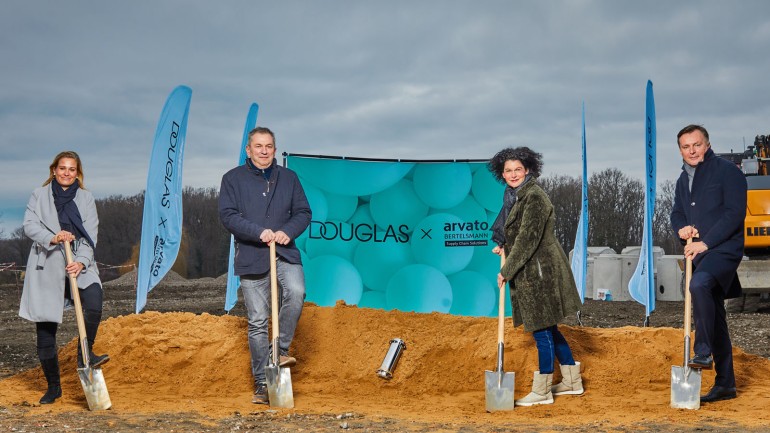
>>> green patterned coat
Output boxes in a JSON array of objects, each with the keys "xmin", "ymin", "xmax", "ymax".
[{"xmin": 501, "ymin": 180, "xmax": 582, "ymax": 332}]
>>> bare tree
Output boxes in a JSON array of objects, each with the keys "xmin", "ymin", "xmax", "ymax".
[
  {"xmin": 652, "ymin": 180, "xmax": 681, "ymax": 254},
  {"xmin": 588, "ymin": 168, "xmax": 644, "ymax": 253},
  {"xmin": 7, "ymin": 227, "xmax": 33, "ymax": 266},
  {"xmin": 95, "ymin": 193, "xmax": 144, "ymax": 281},
  {"xmin": 181, "ymin": 186, "xmax": 230, "ymax": 279},
  {"xmin": 539, "ymin": 174, "xmax": 582, "ymax": 253}
]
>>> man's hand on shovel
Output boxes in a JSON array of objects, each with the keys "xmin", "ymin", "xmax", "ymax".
[{"xmin": 679, "ymin": 225, "xmax": 707, "ymax": 260}]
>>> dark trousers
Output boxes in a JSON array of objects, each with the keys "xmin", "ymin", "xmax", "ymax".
[
  {"xmin": 36, "ymin": 281, "xmax": 103, "ymax": 360},
  {"xmin": 690, "ymin": 271, "xmax": 735, "ymax": 388}
]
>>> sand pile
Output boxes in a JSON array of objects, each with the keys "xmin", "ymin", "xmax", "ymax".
[{"xmin": 2, "ymin": 303, "xmax": 770, "ymax": 428}]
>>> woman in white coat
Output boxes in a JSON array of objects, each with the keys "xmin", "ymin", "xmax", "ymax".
[{"xmin": 19, "ymin": 151, "xmax": 109, "ymax": 404}]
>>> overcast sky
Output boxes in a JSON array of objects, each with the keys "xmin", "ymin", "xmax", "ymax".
[{"xmin": 2, "ymin": 1, "xmax": 769, "ymax": 237}]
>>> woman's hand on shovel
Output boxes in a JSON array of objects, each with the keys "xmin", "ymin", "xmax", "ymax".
[
  {"xmin": 50, "ymin": 230, "xmax": 75, "ymax": 245},
  {"xmin": 65, "ymin": 260, "xmax": 85, "ymax": 278}
]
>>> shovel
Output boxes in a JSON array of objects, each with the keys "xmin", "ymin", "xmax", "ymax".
[
  {"xmin": 264, "ymin": 242, "xmax": 294, "ymax": 408},
  {"xmin": 63, "ymin": 241, "xmax": 112, "ymax": 411},
  {"xmin": 485, "ymin": 253, "xmax": 515, "ymax": 412},
  {"xmin": 670, "ymin": 238, "xmax": 701, "ymax": 410}
]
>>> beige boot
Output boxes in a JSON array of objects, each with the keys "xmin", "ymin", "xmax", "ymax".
[
  {"xmin": 515, "ymin": 371, "xmax": 554, "ymax": 406},
  {"xmin": 552, "ymin": 361, "xmax": 584, "ymax": 395}
]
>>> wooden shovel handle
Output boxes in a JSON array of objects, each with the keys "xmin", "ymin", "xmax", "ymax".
[
  {"xmin": 683, "ymin": 238, "xmax": 693, "ymax": 337},
  {"xmin": 63, "ymin": 241, "xmax": 90, "ymax": 366},
  {"xmin": 269, "ymin": 242, "xmax": 280, "ymax": 365},
  {"xmin": 498, "ymin": 253, "xmax": 506, "ymax": 345}
]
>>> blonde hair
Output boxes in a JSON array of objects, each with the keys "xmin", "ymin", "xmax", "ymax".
[{"xmin": 44, "ymin": 151, "xmax": 86, "ymax": 189}]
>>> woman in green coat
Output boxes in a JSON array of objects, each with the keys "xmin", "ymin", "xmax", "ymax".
[{"xmin": 489, "ymin": 147, "xmax": 584, "ymax": 407}]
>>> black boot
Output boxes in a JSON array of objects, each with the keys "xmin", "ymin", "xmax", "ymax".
[
  {"xmin": 79, "ymin": 309, "xmax": 109, "ymax": 368},
  {"xmin": 77, "ymin": 340, "xmax": 110, "ymax": 368},
  {"xmin": 39, "ymin": 357, "xmax": 62, "ymax": 404}
]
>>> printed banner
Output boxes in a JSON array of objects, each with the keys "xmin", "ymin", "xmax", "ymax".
[
  {"xmin": 628, "ymin": 80, "xmax": 657, "ymax": 317},
  {"xmin": 571, "ymin": 102, "xmax": 589, "ymax": 303},
  {"xmin": 287, "ymin": 155, "xmax": 509, "ymax": 317},
  {"xmin": 135, "ymin": 86, "xmax": 192, "ymax": 313},
  {"xmin": 224, "ymin": 103, "xmax": 259, "ymax": 312}
]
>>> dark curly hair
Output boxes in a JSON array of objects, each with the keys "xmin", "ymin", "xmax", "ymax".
[{"xmin": 487, "ymin": 147, "xmax": 543, "ymax": 183}]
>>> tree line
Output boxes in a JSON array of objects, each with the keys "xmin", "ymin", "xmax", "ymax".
[
  {"xmin": 0, "ymin": 187, "xmax": 231, "ymax": 284},
  {"xmin": 540, "ymin": 168, "xmax": 679, "ymax": 256},
  {"xmin": 0, "ymin": 170, "xmax": 681, "ymax": 284}
]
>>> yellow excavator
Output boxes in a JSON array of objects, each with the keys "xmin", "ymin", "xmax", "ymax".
[
  {"xmin": 717, "ymin": 135, "xmax": 770, "ymax": 312},
  {"xmin": 716, "ymin": 134, "xmax": 770, "ymax": 256}
]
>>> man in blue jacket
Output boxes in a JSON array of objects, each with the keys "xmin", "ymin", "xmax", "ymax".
[
  {"xmin": 219, "ymin": 127, "xmax": 311, "ymax": 404},
  {"xmin": 671, "ymin": 124, "xmax": 746, "ymax": 403}
]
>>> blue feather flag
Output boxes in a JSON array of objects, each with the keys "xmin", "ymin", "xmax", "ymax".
[
  {"xmin": 135, "ymin": 85, "xmax": 192, "ymax": 313},
  {"xmin": 224, "ymin": 103, "xmax": 259, "ymax": 312},
  {"xmin": 628, "ymin": 80, "xmax": 657, "ymax": 317},
  {"xmin": 571, "ymin": 102, "xmax": 589, "ymax": 303}
]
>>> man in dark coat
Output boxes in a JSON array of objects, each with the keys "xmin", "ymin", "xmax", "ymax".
[
  {"xmin": 219, "ymin": 127, "xmax": 311, "ymax": 405},
  {"xmin": 671, "ymin": 124, "xmax": 747, "ymax": 403}
]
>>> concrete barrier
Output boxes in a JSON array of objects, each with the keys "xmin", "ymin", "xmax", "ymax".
[{"xmin": 737, "ymin": 260, "xmax": 770, "ymax": 294}]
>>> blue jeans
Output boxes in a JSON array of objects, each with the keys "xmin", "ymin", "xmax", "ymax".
[
  {"xmin": 240, "ymin": 258, "xmax": 305, "ymax": 383},
  {"xmin": 532, "ymin": 325, "xmax": 575, "ymax": 374}
]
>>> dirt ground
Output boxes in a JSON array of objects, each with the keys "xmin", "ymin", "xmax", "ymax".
[{"xmin": 1, "ymin": 273, "xmax": 770, "ymax": 432}]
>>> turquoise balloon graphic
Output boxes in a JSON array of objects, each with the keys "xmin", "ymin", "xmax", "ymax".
[
  {"xmin": 448, "ymin": 271, "xmax": 496, "ymax": 316},
  {"xmin": 358, "ymin": 290, "xmax": 388, "ymax": 310},
  {"xmin": 467, "ymin": 244, "xmax": 499, "ymax": 276},
  {"xmin": 487, "ymin": 209, "xmax": 499, "ymax": 226},
  {"xmin": 369, "ymin": 179, "xmax": 429, "ymax": 233},
  {"xmin": 412, "ymin": 163, "xmax": 471, "ymax": 209},
  {"xmin": 326, "ymin": 192, "xmax": 358, "ymax": 222},
  {"xmin": 304, "ymin": 220, "xmax": 358, "ymax": 261},
  {"xmin": 464, "ymin": 248, "xmax": 512, "ymax": 317},
  {"xmin": 411, "ymin": 213, "xmax": 473, "ymax": 275},
  {"xmin": 291, "ymin": 157, "xmax": 507, "ymax": 317},
  {"xmin": 468, "ymin": 162, "xmax": 484, "ymax": 173},
  {"xmin": 439, "ymin": 195, "xmax": 488, "ymax": 223},
  {"xmin": 471, "ymin": 166, "xmax": 504, "ymax": 212},
  {"xmin": 353, "ymin": 240, "xmax": 414, "ymax": 292},
  {"xmin": 295, "ymin": 230, "xmax": 308, "ymax": 251},
  {"xmin": 288, "ymin": 156, "xmax": 413, "ymax": 196},
  {"xmin": 305, "ymin": 255, "xmax": 363, "ymax": 306},
  {"xmin": 301, "ymin": 181, "xmax": 328, "ymax": 222},
  {"xmin": 348, "ymin": 203, "xmax": 374, "ymax": 226},
  {"xmin": 385, "ymin": 264, "xmax": 452, "ymax": 313}
]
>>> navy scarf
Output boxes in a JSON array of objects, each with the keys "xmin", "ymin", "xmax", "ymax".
[{"xmin": 51, "ymin": 179, "xmax": 95, "ymax": 250}]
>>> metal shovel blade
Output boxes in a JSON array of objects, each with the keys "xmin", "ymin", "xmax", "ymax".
[
  {"xmin": 670, "ymin": 365, "xmax": 701, "ymax": 410},
  {"xmin": 265, "ymin": 363, "xmax": 294, "ymax": 408},
  {"xmin": 77, "ymin": 367, "xmax": 112, "ymax": 410},
  {"xmin": 484, "ymin": 369, "xmax": 515, "ymax": 412}
]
